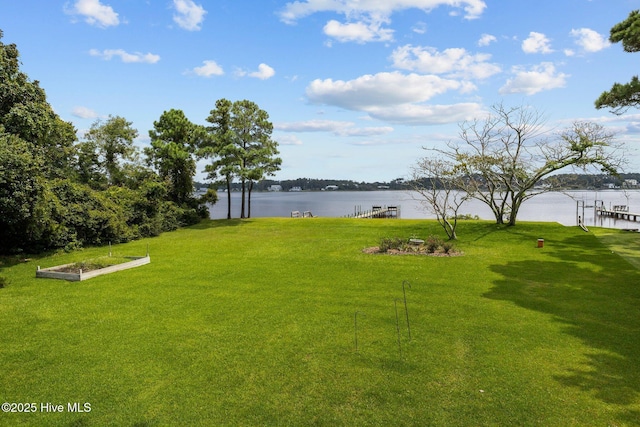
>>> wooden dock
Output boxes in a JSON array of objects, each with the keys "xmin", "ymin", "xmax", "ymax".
[
  {"xmin": 346, "ymin": 205, "xmax": 400, "ymax": 219},
  {"xmin": 596, "ymin": 205, "xmax": 640, "ymax": 222}
]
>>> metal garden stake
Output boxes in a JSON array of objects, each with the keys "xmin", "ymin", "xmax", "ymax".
[
  {"xmin": 402, "ymin": 280, "xmax": 411, "ymax": 340},
  {"xmin": 394, "ymin": 299, "xmax": 402, "ymax": 359}
]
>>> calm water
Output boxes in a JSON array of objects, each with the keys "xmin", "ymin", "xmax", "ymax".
[{"xmin": 208, "ymin": 190, "xmax": 640, "ymax": 229}]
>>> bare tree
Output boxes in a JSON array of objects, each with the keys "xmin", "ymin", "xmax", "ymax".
[
  {"xmin": 410, "ymin": 158, "xmax": 469, "ymax": 240},
  {"xmin": 424, "ymin": 103, "xmax": 624, "ymax": 226}
]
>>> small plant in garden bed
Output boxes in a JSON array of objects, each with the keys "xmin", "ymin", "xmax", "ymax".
[
  {"xmin": 54, "ymin": 255, "xmax": 133, "ymax": 274},
  {"xmin": 379, "ymin": 237, "xmax": 408, "ymax": 252},
  {"xmin": 366, "ymin": 236, "xmax": 461, "ymax": 256}
]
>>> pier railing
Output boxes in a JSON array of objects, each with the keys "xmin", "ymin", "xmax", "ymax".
[
  {"xmin": 344, "ymin": 205, "xmax": 400, "ymax": 219},
  {"xmin": 596, "ymin": 204, "xmax": 640, "ymax": 223}
]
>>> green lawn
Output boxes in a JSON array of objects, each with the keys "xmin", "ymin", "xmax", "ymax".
[{"xmin": 1, "ymin": 218, "xmax": 639, "ymax": 426}]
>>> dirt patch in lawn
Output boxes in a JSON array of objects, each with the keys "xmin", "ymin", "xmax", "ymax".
[{"xmin": 51, "ymin": 256, "xmax": 131, "ymax": 274}]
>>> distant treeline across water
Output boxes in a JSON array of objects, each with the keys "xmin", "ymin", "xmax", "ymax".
[{"xmin": 198, "ymin": 173, "xmax": 640, "ymax": 193}]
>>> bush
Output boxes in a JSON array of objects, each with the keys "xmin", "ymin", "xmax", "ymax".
[
  {"xmin": 425, "ymin": 235, "xmax": 444, "ymax": 253},
  {"xmin": 379, "ymin": 237, "xmax": 406, "ymax": 253},
  {"xmin": 159, "ymin": 202, "xmax": 181, "ymax": 232},
  {"xmin": 0, "ymin": 276, "xmax": 7, "ymax": 288},
  {"xmin": 179, "ymin": 207, "xmax": 202, "ymax": 226},
  {"xmin": 442, "ymin": 241, "xmax": 455, "ymax": 254}
]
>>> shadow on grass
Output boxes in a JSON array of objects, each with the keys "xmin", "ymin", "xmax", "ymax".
[
  {"xmin": 0, "ymin": 253, "xmax": 48, "ymax": 284},
  {"xmin": 465, "ymin": 221, "xmax": 554, "ymax": 243},
  {"xmin": 484, "ymin": 233, "xmax": 640, "ymax": 418},
  {"xmin": 188, "ymin": 218, "xmax": 251, "ymax": 230},
  {"xmin": 0, "ymin": 256, "xmax": 24, "ymax": 271}
]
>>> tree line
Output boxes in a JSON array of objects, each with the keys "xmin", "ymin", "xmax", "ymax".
[
  {"xmin": 252, "ymin": 178, "xmax": 406, "ymax": 192},
  {"xmin": 0, "ymin": 30, "xmax": 280, "ymax": 254}
]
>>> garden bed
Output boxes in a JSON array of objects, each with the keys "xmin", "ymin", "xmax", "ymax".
[
  {"xmin": 36, "ymin": 255, "xmax": 150, "ymax": 282},
  {"xmin": 363, "ymin": 235, "xmax": 462, "ymax": 256},
  {"xmin": 362, "ymin": 246, "xmax": 462, "ymax": 256}
]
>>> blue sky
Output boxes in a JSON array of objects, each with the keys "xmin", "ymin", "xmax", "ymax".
[{"xmin": 2, "ymin": 0, "xmax": 640, "ymax": 182}]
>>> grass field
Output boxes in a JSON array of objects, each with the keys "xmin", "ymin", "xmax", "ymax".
[{"xmin": 1, "ymin": 218, "xmax": 639, "ymax": 426}]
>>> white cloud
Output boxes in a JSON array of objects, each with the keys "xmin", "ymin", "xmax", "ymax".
[
  {"xmin": 276, "ymin": 120, "xmax": 393, "ymax": 136},
  {"xmin": 323, "ymin": 19, "xmax": 394, "ymax": 43},
  {"xmin": 412, "ymin": 22, "xmax": 427, "ymax": 34},
  {"xmin": 275, "ymin": 134, "xmax": 304, "ymax": 145},
  {"xmin": 305, "ymin": 72, "xmax": 481, "ymax": 125},
  {"xmin": 277, "ymin": 120, "xmax": 352, "ymax": 133},
  {"xmin": 478, "ymin": 33, "xmax": 496, "ymax": 47},
  {"xmin": 192, "ymin": 60, "xmax": 224, "ymax": 77},
  {"xmin": 570, "ymin": 28, "xmax": 611, "ymax": 53},
  {"xmin": 279, "ymin": 0, "xmax": 485, "ymax": 45},
  {"xmin": 173, "ymin": 0, "xmax": 207, "ymax": 31},
  {"xmin": 390, "ymin": 45, "xmax": 501, "ymax": 79},
  {"xmin": 306, "ymin": 72, "xmax": 467, "ymax": 111},
  {"xmin": 522, "ymin": 32, "xmax": 553, "ymax": 54},
  {"xmin": 65, "ymin": 0, "xmax": 119, "ymax": 28},
  {"xmin": 339, "ymin": 126, "xmax": 394, "ymax": 136},
  {"xmin": 89, "ymin": 49, "xmax": 160, "ymax": 64},
  {"xmin": 72, "ymin": 106, "xmax": 99, "ymax": 119},
  {"xmin": 237, "ymin": 64, "xmax": 276, "ymax": 79},
  {"xmin": 367, "ymin": 103, "xmax": 484, "ymax": 125},
  {"xmin": 499, "ymin": 62, "xmax": 568, "ymax": 95},
  {"xmin": 249, "ymin": 63, "xmax": 276, "ymax": 80},
  {"xmin": 279, "ymin": 0, "xmax": 487, "ymax": 24}
]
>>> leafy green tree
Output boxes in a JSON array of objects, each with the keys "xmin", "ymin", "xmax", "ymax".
[
  {"xmin": 75, "ymin": 137, "xmax": 104, "ymax": 188},
  {"xmin": 0, "ymin": 30, "xmax": 76, "ymax": 179},
  {"xmin": 0, "ymin": 29, "xmax": 79, "ymax": 252},
  {"xmin": 202, "ymin": 98, "xmax": 241, "ymax": 219},
  {"xmin": 245, "ymin": 139, "xmax": 281, "ymax": 218},
  {"xmin": 231, "ymin": 100, "xmax": 277, "ymax": 218},
  {"xmin": 202, "ymin": 99, "xmax": 280, "ymax": 219},
  {"xmin": 0, "ymin": 133, "xmax": 49, "ymax": 251},
  {"xmin": 0, "ymin": 30, "xmax": 206, "ymax": 253},
  {"xmin": 595, "ymin": 10, "xmax": 640, "ymax": 114},
  {"xmin": 146, "ymin": 109, "xmax": 204, "ymax": 205},
  {"xmin": 49, "ymin": 179, "xmax": 133, "ymax": 247},
  {"xmin": 79, "ymin": 115, "xmax": 138, "ymax": 187}
]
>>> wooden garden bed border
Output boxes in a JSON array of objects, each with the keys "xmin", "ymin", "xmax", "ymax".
[{"xmin": 36, "ymin": 256, "xmax": 150, "ymax": 282}]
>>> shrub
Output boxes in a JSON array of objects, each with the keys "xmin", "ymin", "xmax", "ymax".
[
  {"xmin": 159, "ymin": 202, "xmax": 181, "ymax": 232},
  {"xmin": 426, "ymin": 235, "xmax": 444, "ymax": 253},
  {"xmin": 379, "ymin": 237, "xmax": 393, "ymax": 252},
  {"xmin": 442, "ymin": 241, "xmax": 455, "ymax": 254},
  {"xmin": 179, "ymin": 207, "xmax": 202, "ymax": 226},
  {"xmin": 379, "ymin": 237, "xmax": 406, "ymax": 252}
]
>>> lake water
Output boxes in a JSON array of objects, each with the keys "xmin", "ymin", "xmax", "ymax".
[{"xmin": 208, "ymin": 190, "xmax": 640, "ymax": 229}]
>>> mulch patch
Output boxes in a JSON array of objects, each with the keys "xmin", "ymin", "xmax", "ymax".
[{"xmin": 362, "ymin": 247, "xmax": 463, "ymax": 256}]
